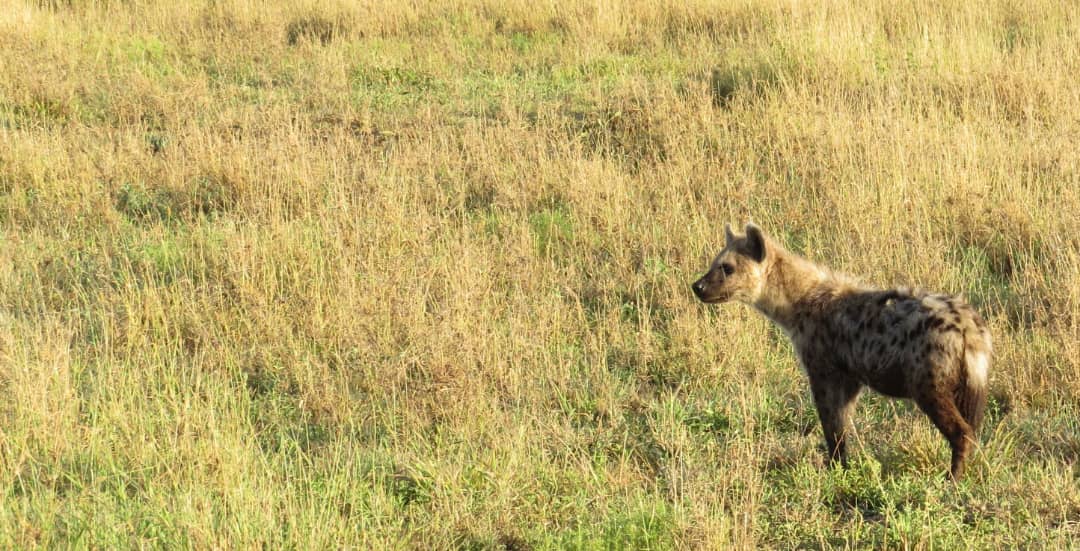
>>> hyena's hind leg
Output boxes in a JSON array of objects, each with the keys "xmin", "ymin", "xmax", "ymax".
[
  {"xmin": 809, "ymin": 376, "xmax": 863, "ymax": 467},
  {"xmin": 914, "ymin": 391, "xmax": 975, "ymax": 480}
]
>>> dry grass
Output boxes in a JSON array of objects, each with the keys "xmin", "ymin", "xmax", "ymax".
[{"xmin": 1, "ymin": 0, "xmax": 1079, "ymax": 548}]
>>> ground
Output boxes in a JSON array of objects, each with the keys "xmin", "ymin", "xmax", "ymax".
[{"xmin": 0, "ymin": 0, "xmax": 1078, "ymax": 548}]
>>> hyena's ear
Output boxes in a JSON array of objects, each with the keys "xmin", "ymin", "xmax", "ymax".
[
  {"xmin": 724, "ymin": 223, "xmax": 735, "ymax": 246},
  {"xmin": 744, "ymin": 222, "xmax": 766, "ymax": 262}
]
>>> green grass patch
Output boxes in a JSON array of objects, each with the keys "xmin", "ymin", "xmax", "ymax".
[
  {"xmin": 540, "ymin": 500, "xmax": 676, "ymax": 550},
  {"xmin": 530, "ymin": 201, "xmax": 574, "ymax": 258}
]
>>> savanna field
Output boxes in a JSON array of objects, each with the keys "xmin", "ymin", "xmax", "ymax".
[{"xmin": 1, "ymin": 0, "xmax": 1079, "ymax": 548}]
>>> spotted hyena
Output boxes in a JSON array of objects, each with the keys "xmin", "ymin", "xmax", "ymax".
[{"xmin": 692, "ymin": 223, "xmax": 991, "ymax": 479}]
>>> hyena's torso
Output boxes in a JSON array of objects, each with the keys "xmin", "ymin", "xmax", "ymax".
[{"xmin": 787, "ymin": 287, "xmax": 991, "ymax": 403}]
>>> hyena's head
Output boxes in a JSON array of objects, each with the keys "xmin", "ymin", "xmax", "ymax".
[{"xmin": 692, "ymin": 222, "xmax": 769, "ymax": 304}]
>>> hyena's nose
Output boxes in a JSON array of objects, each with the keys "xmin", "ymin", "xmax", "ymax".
[{"xmin": 692, "ymin": 279, "xmax": 706, "ymax": 299}]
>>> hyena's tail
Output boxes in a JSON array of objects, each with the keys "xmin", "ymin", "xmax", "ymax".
[{"xmin": 957, "ymin": 330, "xmax": 991, "ymax": 433}]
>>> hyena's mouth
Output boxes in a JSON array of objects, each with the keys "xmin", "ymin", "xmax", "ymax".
[{"xmin": 697, "ymin": 294, "xmax": 729, "ymax": 304}]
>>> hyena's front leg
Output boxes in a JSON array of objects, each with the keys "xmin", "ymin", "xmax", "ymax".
[{"xmin": 809, "ymin": 376, "xmax": 863, "ymax": 467}]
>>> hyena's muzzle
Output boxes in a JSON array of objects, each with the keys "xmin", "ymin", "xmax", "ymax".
[
  {"xmin": 691, "ymin": 275, "xmax": 725, "ymax": 303},
  {"xmin": 691, "ymin": 266, "xmax": 732, "ymax": 304}
]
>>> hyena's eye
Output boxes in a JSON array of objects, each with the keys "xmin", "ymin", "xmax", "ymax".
[{"xmin": 721, "ymin": 263, "xmax": 735, "ymax": 276}]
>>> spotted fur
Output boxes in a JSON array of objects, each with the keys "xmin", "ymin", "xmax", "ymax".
[{"xmin": 692, "ymin": 223, "xmax": 992, "ymax": 479}]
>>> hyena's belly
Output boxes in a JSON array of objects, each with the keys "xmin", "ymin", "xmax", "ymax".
[
  {"xmin": 796, "ymin": 333, "xmax": 922, "ymax": 399},
  {"xmin": 855, "ymin": 356, "xmax": 913, "ymax": 398}
]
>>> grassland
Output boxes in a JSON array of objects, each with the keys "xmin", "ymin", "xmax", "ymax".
[{"xmin": 1, "ymin": 0, "xmax": 1078, "ymax": 548}]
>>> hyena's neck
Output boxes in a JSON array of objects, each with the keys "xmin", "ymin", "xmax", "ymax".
[{"xmin": 749, "ymin": 244, "xmax": 861, "ymax": 333}]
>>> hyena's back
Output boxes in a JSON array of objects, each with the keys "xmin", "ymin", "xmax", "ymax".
[{"xmin": 792, "ymin": 288, "xmax": 991, "ymax": 430}]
